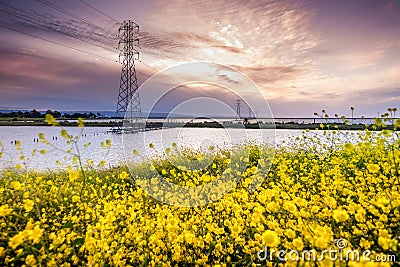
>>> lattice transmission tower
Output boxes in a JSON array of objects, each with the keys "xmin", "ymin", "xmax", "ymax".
[
  {"xmin": 235, "ymin": 99, "xmax": 242, "ymax": 119},
  {"xmin": 116, "ymin": 20, "xmax": 142, "ymax": 130}
]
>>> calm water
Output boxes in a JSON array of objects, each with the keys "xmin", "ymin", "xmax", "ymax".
[{"xmin": 0, "ymin": 126, "xmax": 340, "ymax": 170}]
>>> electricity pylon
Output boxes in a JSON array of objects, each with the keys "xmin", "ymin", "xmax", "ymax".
[
  {"xmin": 236, "ymin": 99, "xmax": 242, "ymax": 119},
  {"xmin": 115, "ymin": 20, "xmax": 142, "ymax": 131}
]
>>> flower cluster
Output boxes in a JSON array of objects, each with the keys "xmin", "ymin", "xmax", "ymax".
[{"xmin": 0, "ymin": 126, "xmax": 399, "ymax": 266}]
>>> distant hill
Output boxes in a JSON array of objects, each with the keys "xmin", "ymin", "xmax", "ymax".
[{"xmin": 0, "ymin": 109, "xmax": 31, "ymax": 113}]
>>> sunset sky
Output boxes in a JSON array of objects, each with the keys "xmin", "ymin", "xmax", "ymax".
[{"xmin": 0, "ymin": 0, "xmax": 399, "ymax": 117}]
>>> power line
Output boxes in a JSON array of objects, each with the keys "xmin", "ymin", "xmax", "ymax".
[
  {"xmin": 36, "ymin": 0, "xmax": 115, "ymax": 36},
  {"xmin": 0, "ymin": 24, "xmax": 116, "ymax": 62},
  {"xmin": 0, "ymin": 8, "xmax": 117, "ymax": 53},
  {"xmin": 0, "ymin": 1, "xmax": 42, "ymax": 20},
  {"xmin": 0, "ymin": 1, "xmax": 117, "ymax": 48},
  {"xmin": 36, "ymin": 0, "xmax": 116, "ymax": 37},
  {"xmin": 78, "ymin": 0, "xmax": 120, "ymax": 23}
]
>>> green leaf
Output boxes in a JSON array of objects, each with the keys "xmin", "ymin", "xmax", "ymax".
[
  {"xmin": 62, "ymin": 221, "xmax": 73, "ymax": 229},
  {"xmin": 72, "ymin": 237, "xmax": 85, "ymax": 247}
]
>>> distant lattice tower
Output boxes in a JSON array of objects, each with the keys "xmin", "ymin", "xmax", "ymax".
[
  {"xmin": 116, "ymin": 20, "xmax": 142, "ymax": 130},
  {"xmin": 235, "ymin": 99, "xmax": 242, "ymax": 120}
]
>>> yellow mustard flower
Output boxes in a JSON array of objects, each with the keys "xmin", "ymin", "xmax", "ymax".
[
  {"xmin": 0, "ymin": 204, "xmax": 12, "ymax": 217},
  {"xmin": 261, "ymin": 230, "xmax": 280, "ymax": 247},
  {"xmin": 23, "ymin": 199, "xmax": 35, "ymax": 213},
  {"xmin": 332, "ymin": 209, "xmax": 350, "ymax": 223}
]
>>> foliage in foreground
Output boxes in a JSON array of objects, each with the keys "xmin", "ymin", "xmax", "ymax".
[{"xmin": 0, "ymin": 126, "xmax": 400, "ymax": 266}]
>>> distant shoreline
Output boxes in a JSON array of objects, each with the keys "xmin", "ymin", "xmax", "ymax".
[{"xmin": 0, "ymin": 120, "xmax": 397, "ymax": 131}]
